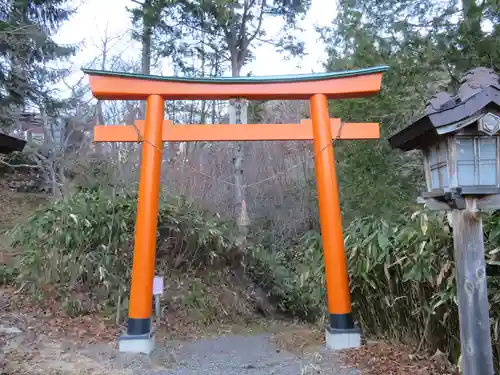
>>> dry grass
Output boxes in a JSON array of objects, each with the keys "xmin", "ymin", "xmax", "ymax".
[
  {"xmin": 269, "ymin": 324, "xmax": 324, "ymax": 355},
  {"xmin": 0, "ymin": 188, "xmax": 48, "ymax": 232},
  {"xmin": 2, "ymin": 341, "xmax": 135, "ymax": 375},
  {"xmin": 155, "ymin": 317, "xmax": 320, "ymax": 342},
  {"xmin": 0, "ymin": 185, "xmax": 48, "ymax": 258}
]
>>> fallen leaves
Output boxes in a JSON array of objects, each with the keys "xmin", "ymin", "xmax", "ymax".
[
  {"xmin": 340, "ymin": 342, "xmax": 459, "ymax": 375},
  {"xmin": 0, "ymin": 287, "xmax": 120, "ymax": 344},
  {"xmin": 270, "ymin": 324, "xmax": 324, "ymax": 355}
]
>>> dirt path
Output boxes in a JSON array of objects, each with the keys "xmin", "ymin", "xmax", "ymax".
[
  {"xmin": 2, "ymin": 331, "xmax": 358, "ymax": 375},
  {"xmin": 0, "ymin": 285, "xmax": 457, "ymax": 375},
  {"xmin": 1, "ymin": 325, "xmax": 457, "ymax": 375},
  {"xmin": 0, "ymin": 287, "xmax": 357, "ymax": 375}
]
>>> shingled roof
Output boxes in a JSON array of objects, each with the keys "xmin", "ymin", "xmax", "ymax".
[
  {"xmin": 388, "ymin": 67, "xmax": 500, "ymax": 151},
  {"xmin": 0, "ymin": 132, "xmax": 26, "ymax": 155}
]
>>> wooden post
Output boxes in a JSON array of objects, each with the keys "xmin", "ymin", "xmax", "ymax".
[
  {"xmin": 310, "ymin": 94, "xmax": 356, "ymax": 343},
  {"xmin": 451, "ymin": 198, "xmax": 494, "ymax": 375},
  {"xmin": 127, "ymin": 94, "xmax": 164, "ymax": 336}
]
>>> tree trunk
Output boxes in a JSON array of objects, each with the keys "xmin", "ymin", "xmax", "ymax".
[
  {"xmin": 229, "ymin": 58, "xmax": 249, "ymax": 243},
  {"xmin": 139, "ymin": 0, "xmax": 153, "ymax": 119},
  {"xmin": 200, "ymin": 16, "xmax": 207, "ymax": 125},
  {"xmin": 94, "ymin": 27, "xmax": 111, "ymax": 155},
  {"xmin": 211, "ymin": 54, "xmax": 220, "ymax": 124}
]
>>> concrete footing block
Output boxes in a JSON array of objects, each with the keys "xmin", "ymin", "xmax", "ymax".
[
  {"xmin": 118, "ymin": 331, "xmax": 156, "ymax": 354},
  {"xmin": 325, "ymin": 326, "xmax": 362, "ymax": 350}
]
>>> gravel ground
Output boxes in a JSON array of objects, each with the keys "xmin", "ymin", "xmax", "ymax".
[
  {"xmin": 73, "ymin": 334, "xmax": 359, "ymax": 375},
  {"xmin": 3, "ymin": 326, "xmax": 359, "ymax": 375},
  {"xmin": 149, "ymin": 334, "xmax": 357, "ymax": 375}
]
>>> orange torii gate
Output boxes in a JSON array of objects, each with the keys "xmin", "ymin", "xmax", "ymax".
[{"xmin": 83, "ymin": 66, "xmax": 388, "ymax": 354}]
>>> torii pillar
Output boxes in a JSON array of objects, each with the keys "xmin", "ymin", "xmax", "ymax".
[{"xmin": 84, "ymin": 66, "xmax": 388, "ymax": 354}]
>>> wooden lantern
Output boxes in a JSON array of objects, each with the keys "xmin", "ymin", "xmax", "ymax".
[{"xmin": 389, "ymin": 67, "xmax": 500, "ymax": 209}]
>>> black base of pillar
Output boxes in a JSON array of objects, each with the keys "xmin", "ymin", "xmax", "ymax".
[
  {"xmin": 127, "ymin": 317, "xmax": 151, "ymax": 335},
  {"xmin": 329, "ymin": 313, "xmax": 355, "ymax": 330}
]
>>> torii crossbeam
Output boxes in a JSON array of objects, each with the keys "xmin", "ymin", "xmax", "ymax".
[
  {"xmin": 83, "ymin": 65, "xmax": 389, "ymax": 354},
  {"xmin": 93, "ymin": 119, "xmax": 380, "ymax": 142}
]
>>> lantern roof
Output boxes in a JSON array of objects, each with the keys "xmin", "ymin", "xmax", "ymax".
[{"xmin": 389, "ymin": 67, "xmax": 500, "ymax": 151}]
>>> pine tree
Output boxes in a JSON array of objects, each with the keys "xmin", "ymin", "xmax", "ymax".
[
  {"xmin": 0, "ymin": 0, "xmax": 76, "ymax": 130},
  {"xmin": 317, "ymin": 0, "xmax": 499, "ymax": 219}
]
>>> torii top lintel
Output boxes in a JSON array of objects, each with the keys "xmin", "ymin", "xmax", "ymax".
[{"xmin": 82, "ymin": 66, "xmax": 389, "ymax": 101}]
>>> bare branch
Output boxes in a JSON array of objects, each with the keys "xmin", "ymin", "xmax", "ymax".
[
  {"xmin": 0, "ymin": 158, "xmax": 41, "ymax": 169},
  {"xmin": 245, "ymin": 0, "xmax": 266, "ymax": 46}
]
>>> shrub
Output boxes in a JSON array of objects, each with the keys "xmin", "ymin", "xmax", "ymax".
[
  {"xmin": 345, "ymin": 213, "xmax": 459, "ymax": 353},
  {"xmin": 0, "ymin": 264, "xmax": 17, "ymax": 285},
  {"xmin": 262, "ymin": 210, "xmax": 500, "ymax": 366},
  {"xmin": 8, "ymin": 190, "xmax": 240, "ymax": 315},
  {"xmin": 246, "ymin": 242, "xmax": 325, "ymax": 322},
  {"xmin": 347, "ymin": 211, "xmax": 500, "ymax": 364}
]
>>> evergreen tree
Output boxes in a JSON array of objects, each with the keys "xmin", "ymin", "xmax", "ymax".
[
  {"xmin": 0, "ymin": 0, "xmax": 76, "ymax": 130},
  {"xmin": 318, "ymin": 0, "xmax": 499, "ymax": 220}
]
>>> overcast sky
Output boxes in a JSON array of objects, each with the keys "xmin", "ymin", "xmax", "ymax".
[{"xmin": 54, "ymin": 0, "xmax": 335, "ymax": 84}]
